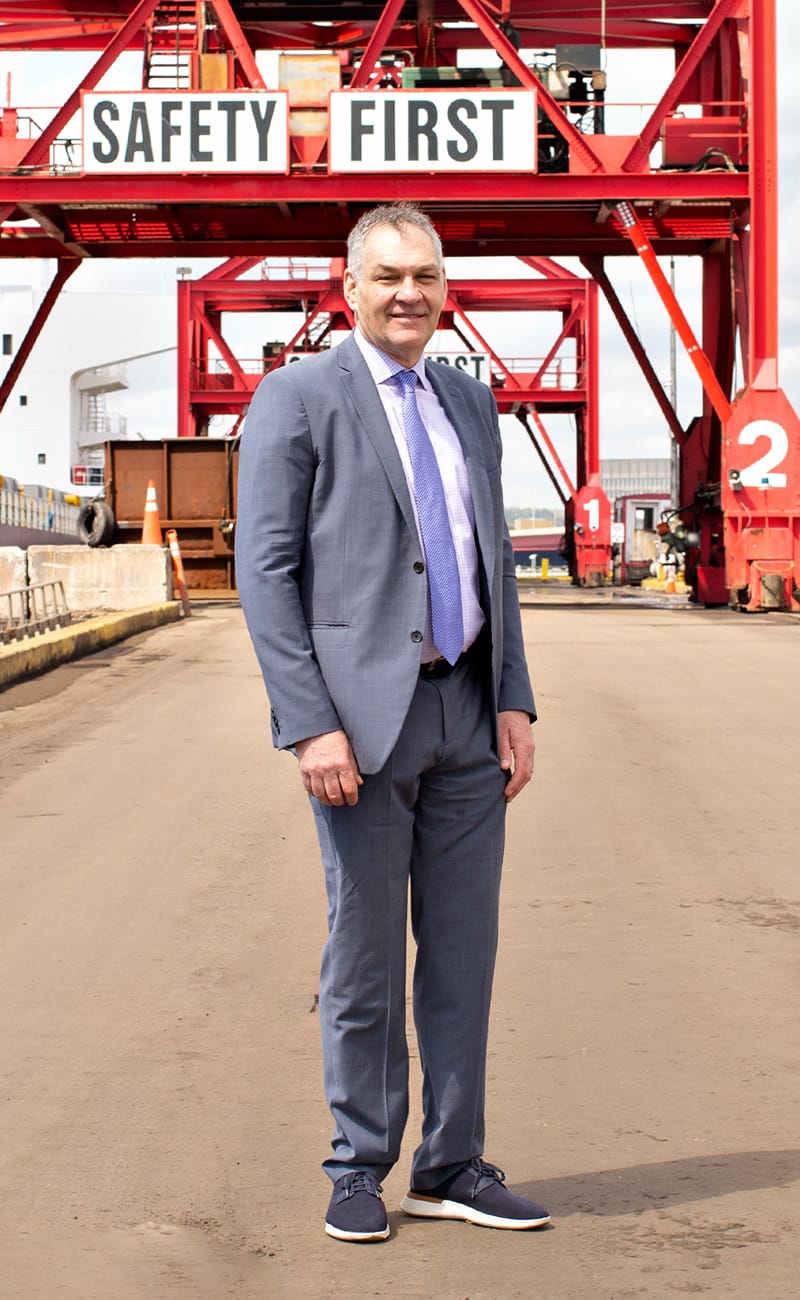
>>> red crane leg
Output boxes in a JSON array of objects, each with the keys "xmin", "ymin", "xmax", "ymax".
[
  {"xmin": 749, "ymin": 0, "xmax": 779, "ymax": 389},
  {"xmin": 177, "ymin": 279, "xmax": 192, "ymax": 439},
  {"xmin": 585, "ymin": 279, "xmax": 600, "ymax": 481},
  {"xmin": 720, "ymin": 0, "xmax": 800, "ymax": 612}
]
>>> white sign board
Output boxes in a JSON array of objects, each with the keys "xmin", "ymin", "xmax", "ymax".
[
  {"xmin": 611, "ymin": 522, "xmax": 626, "ymax": 544},
  {"xmin": 427, "ymin": 352, "xmax": 491, "ymax": 384},
  {"xmin": 287, "ymin": 349, "xmax": 491, "ymax": 384},
  {"xmin": 82, "ymin": 92, "xmax": 289, "ymax": 172},
  {"xmin": 329, "ymin": 90, "xmax": 537, "ymax": 172}
]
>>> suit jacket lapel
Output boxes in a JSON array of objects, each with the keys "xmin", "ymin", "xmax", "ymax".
[
  {"xmin": 337, "ymin": 336, "xmax": 418, "ymax": 540},
  {"xmin": 425, "ymin": 361, "xmax": 498, "ymax": 587}
]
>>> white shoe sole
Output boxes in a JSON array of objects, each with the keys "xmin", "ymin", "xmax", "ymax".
[
  {"xmin": 325, "ymin": 1221, "xmax": 390, "ymax": 1242},
  {"xmin": 400, "ymin": 1192, "xmax": 550, "ymax": 1230}
]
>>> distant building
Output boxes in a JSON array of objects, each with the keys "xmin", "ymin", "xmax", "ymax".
[
  {"xmin": 600, "ymin": 457, "xmax": 671, "ymax": 502},
  {"xmin": 505, "ymin": 505, "xmax": 565, "ymax": 530},
  {"xmin": 0, "ymin": 273, "xmax": 175, "ymax": 495}
]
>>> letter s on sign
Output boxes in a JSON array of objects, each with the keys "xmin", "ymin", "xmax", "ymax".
[
  {"xmin": 92, "ymin": 100, "xmax": 120, "ymax": 163},
  {"xmin": 737, "ymin": 419, "xmax": 788, "ymax": 488}
]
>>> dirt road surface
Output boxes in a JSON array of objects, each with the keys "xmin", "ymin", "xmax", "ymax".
[{"xmin": 1, "ymin": 600, "xmax": 798, "ymax": 1300}]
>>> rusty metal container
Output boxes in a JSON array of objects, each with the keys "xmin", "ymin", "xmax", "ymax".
[{"xmin": 103, "ymin": 438, "xmax": 239, "ymax": 590}]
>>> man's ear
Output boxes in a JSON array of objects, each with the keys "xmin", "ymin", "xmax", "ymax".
[{"xmin": 343, "ymin": 267, "xmax": 357, "ymax": 309}]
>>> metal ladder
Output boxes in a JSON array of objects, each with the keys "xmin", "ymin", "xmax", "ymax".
[{"xmin": 143, "ymin": 1, "xmax": 201, "ymax": 90}]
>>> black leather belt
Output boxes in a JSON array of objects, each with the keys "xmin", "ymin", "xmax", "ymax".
[
  {"xmin": 419, "ymin": 638, "xmax": 481, "ymax": 679},
  {"xmin": 419, "ymin": 655, "xmax": 459, "ymax": 679}
]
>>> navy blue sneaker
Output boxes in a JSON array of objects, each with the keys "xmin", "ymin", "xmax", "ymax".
[
  {"xmin": 401, "ymin": 1158, "xmax": 550, "ymax": 1230},
  {"xmin": 325, "ymin": 1171, "xmax": 390, "ymax": 1242}
]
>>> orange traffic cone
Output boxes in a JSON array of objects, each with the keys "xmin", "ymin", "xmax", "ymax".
[
  {"xmin": 141, "ymin": 479, "xmax": 163, "ymax": 545},
  {"xmin": 166, "ymin": 529, "xmax": 192, "ymax": 615}
]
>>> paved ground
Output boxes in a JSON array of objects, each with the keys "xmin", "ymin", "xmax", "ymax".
[{"xmin": 1, "ymin": 600, "xmax": 798, "ymax": 1299}]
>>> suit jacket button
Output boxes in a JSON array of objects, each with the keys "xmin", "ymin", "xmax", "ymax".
[
  {"xmin": 411, "ymin": 630, "xmax": 423, "ymax": 643},
  {"xmin": 413, "ymin": 561, "xmax": 425, "ymax": 574}
]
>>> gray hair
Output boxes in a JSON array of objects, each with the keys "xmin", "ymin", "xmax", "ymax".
[{"xmin": 346, "ymin": 203, "xmax": 443, "ymax": 282}]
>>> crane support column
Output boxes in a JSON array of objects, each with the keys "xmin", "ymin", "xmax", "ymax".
[{"xmin": 722, "ymin": 0, "xmax": 800, "ymax": 612}]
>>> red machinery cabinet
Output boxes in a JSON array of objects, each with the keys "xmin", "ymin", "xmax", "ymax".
[
  {"xmin": 722, "ymin": 387, "xmax": 800, "ymax": 612},
  {"xmin": 568, "ymin": 479, "xmax": 612, "ymax": 587}
]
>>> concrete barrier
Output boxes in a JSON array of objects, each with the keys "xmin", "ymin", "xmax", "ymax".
[
  {"xmin": 0, "ymin": 546, "xmax": 27, "ymax": 592},
  {"xmin": 0, "ymin": 603, "xmax": 183, "ymax": 691},
  {"xmin": 27, "ymin": 545, "xmax": 173, "ymax": 612}
]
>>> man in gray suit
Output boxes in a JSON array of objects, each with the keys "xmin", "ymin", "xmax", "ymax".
[{"xmin": 236, "ymin": 203, "xmax": 550, "ymax": 1242}]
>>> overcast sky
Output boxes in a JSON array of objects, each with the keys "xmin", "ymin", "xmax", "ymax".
[{"xmin": 2, "ymin": 3, "xmax": 798, "ymax": 508}]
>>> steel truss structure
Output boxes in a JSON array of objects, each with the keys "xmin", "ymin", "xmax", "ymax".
[
  {"xmin": 0, "ymin": 1, "xmax": 798, "ymax": 608},
  {"xmin": 179, "ymin": 256, "xmax": 607, "ymax": 581}
]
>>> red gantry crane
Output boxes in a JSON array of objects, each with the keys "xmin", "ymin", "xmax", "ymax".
[
  {"xmin": 178, "ymin": 256, "xmax": 607, "ymax": 583},
  {"xmin": 0, "ymin": 1, "xmax": 797, "ymax": 608}
]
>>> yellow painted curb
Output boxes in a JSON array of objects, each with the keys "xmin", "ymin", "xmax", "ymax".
[{"xmin": 0, "ymin": 602, "xmax": 184, "ymax": 691}]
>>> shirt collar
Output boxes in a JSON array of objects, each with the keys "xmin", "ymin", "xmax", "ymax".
[{"xmin": 353, "ymin": 328, "xmax": 431, "ymax": 391}]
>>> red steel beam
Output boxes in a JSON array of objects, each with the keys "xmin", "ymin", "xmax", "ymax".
[
  {"xmin": 585, "ymin": 279, "xmax": 599, "ymax": 478},
  {"xmin": 521, "ymin": 403, "xmax": 576, "ymax": 499},
  {"xmin": 529, "ymin": 302, "xmax": 582, "ymax": 390},
  {"xmin": 0, "ymin": 174, "xmax": 750, "ymax": 208},
  {"xmin": 518, "ymin": 256, "xmax": 576, "ymax": 280},
  {"xmin": 622, "ymin": 0, "xmax": 741, "ymax": 172},
  {"xmin": 455, "ymin": 0, "xmax": 605, "ymax": 173},
  {"xmin": 0, "ymin": 21, "xmax": 120, "ymax": 47},
  {"xmin": 749, "ymin": 0, "xmax": 778, "ymax": 389},
  {"xmin": 195, "ymin": 308, "xmax": 249, "ymax": 390},
  {"xmin": 209, "ymin": 0, "xmax": 267, "ymax": 90},
  {"xmin": 177, "ymin": 277, "xmax": 192, "ymax": 438},
  {"xmin": 261, "ymin": 294, "xmax": 342, "ymax": 369},
  {"xmin": 732, "ymin": 228, "xmax": 749, "ymax": 388},
  {"xmin": 583, "ymin": 254, "xmax": 686, "ymax": 445},
  {"xmin": 447, "ymin": 291, "xmax": 516, "ymax": 387},
  {"xmin": 0, "ymin": 259, "xmax": 80, "ymax": 413},
  {"xmin": 515, "ymin": 410, "xmax": 570, "ymax": 507},
  {"xmin": 200, "ymin": 256, "xmax": 263, "ymax": 282},
  {"xmin": 0, "ymin": 0, "xmax": 160, "ymax": 230},
  {"xmin": 614, "ymin": 202, "xmax": 732, "ymax": 427},
  {"xmin": 349, "ymin": 0, "xmax": 407, "ymax": 89}
]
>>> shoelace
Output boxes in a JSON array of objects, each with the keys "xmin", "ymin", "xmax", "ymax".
[
  {"xmin": 465, "ymin": 1158, "xmax": 506, "ymax": 1198},
  {"xmin": 340, "ymin": 1171, "xmax": 383, "ymax": 1200}
]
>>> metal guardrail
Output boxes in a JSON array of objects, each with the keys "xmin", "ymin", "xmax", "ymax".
[
  {"xmin": 0, "ymin": 488, "xmax": 81, "ymax": 534},
  {"xmin": 0, "ymin": 581, "xmax": 72, "ymax": 644}
]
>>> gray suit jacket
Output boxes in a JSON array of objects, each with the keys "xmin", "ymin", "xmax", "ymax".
[{"xmin": 235, "ymin": 332, "xmax": 535, "ymax": 774}]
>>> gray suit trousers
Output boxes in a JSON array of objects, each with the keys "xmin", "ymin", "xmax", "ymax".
[{"xmin": 312, "ymin": 646, "xmax": 508, "ymax": 1188}]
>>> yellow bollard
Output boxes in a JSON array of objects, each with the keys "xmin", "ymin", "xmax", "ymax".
[{"xmin": 541, "ymin": 557, "xmax": 549, "ymax": 581}]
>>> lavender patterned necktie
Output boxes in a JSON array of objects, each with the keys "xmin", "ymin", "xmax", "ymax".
[{"xmin": 396, "ymin": 368, "xmax": 464, "ymax": 664}]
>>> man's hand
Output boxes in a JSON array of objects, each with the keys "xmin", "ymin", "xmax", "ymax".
[
  {"xmin": 295, "ymin": 730, "xmax": 363, "ymax": 807},
  {"xmin": 497, "ymin": 710, "xmax": 535, "ymax": 802}
]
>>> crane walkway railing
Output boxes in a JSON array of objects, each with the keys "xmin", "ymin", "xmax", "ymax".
[{"xmin": 0, "ymin": 581, "xmax": 72, "ymax": 645}]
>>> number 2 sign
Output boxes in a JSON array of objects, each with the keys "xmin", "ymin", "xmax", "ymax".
[
  {"xmin": 724, "ymin": 387, "xmax": 800, "ymax": 505},
  {"xmin": 736, "ymin": 419, "xmax": 788, "ymax": 488}
]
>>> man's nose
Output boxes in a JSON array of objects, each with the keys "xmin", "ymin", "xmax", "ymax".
[{"xmin": 396, "ymin": 276, "xmax": 422, "ymax": 300}]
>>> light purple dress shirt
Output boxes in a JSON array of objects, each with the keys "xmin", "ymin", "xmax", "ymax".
[{"xmin": 353, "ymin": 328, "xmax": 485, "ymax": 662}]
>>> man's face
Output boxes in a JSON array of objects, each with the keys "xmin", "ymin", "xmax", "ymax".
[{"xmin": 344, "ymin": 223, "xmax": 447, "ymax": 367}]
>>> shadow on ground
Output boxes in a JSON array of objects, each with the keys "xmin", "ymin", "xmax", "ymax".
[{"xmin": 515, "ymin": 1149, "xmax": 800, "ymax": 1217}]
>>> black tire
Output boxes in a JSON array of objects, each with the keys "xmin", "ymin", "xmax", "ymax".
[{"xmin": 77, "ymin": 500, "xmax": 115, "ymax": 548}]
